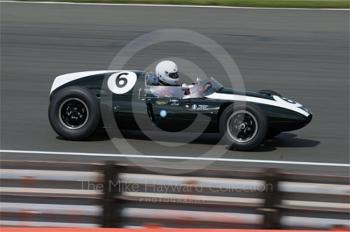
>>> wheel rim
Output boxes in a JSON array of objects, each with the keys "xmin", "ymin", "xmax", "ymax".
[
  {"xmin": 58, "ymin": 98, "xmax": 89, "ymax": 130},
  {"xmin": 226, "ymin": 110, "xmax": 258, "ymax": 143}
]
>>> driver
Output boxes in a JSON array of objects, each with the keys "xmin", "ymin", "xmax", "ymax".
[
  {"xmin": 155, "ymin": 60, "xmax": 180, "ymax": 86},
  {"xmin": 146, "ymin": 60, "xmax": 192, "ymax": 97}
]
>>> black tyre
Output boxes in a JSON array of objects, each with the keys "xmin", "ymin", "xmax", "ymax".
[
  {"xmin": 219, "ymin": 104, "xmax": 267, "ymax": 151},
  {"xmin": 49, "ymin": 86, "xmax": 100, "ymax": 140}
]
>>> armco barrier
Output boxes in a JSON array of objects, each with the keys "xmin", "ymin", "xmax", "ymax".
[
  {"xmin": 0, "ymin": 160, "xmax": 349, "ymax": 229},
  {"xmin": 0, "ymin": 161, "xmax": 102, "ymax": 228}
]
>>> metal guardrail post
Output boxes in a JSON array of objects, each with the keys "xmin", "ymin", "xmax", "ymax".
[
  {"xmin": 101, "ymin": 161, "xmax": 121, "ymax": 227},
  {"xmin": 113, "ymin": 164, "xmax": 125, "ymax": 228},
  {"xmin": 261, "ymin": 168, "xmax": 281, "ymax": 229}
]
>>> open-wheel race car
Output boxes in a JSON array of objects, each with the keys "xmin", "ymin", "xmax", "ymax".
[{"xmin": 49, "ymin": 70, "xmax": 312, "ymax": 150}]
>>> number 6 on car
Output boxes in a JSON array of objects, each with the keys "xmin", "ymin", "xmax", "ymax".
[
  {"xmin": 107, "ymin": 71, "xmax": 137, "ymax": 94},
  {"xmin": 49, "ymin": 69, "xmax": 312, "ymax": 150}
]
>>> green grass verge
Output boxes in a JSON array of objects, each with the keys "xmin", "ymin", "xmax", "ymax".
[{"xmin": 19, "ymin": 0, "xmax": 350, "ymax": 8}]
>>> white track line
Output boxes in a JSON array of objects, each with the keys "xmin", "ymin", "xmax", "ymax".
[
  {"xmin": 0, "ymin": 1, "xmax": 349, "ymax": 11},
  {"xmin": 1, "ymin": 149, "xmax": 349, "ymax": 167}
]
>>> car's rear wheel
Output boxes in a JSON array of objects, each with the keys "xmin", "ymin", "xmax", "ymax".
[
  {"xmin": 220, "ymin": 104, "xmax": 267, "ymax": 151},
  {"xmin": 49, "ymin": 86, "xmax": 100, "ymax": 140}
]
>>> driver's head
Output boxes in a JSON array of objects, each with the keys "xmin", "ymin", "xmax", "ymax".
[{"xmin": 155, "ymin": 60, "xmax": 179, "ymax": 86}]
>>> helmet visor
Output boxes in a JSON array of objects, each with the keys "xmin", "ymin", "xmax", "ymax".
[{"xmin": 168, "ymin": 72, "xmax": 179, "ymax": 79}]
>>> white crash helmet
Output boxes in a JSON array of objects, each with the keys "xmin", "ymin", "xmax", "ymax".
[{"xmin": 155, "ymin": 60, "xmax": 179, "ymax": 86}]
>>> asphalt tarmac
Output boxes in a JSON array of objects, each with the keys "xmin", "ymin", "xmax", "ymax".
[{"xmin": 0, "ymin": 2, "xmax": 349, "ymax": 174}]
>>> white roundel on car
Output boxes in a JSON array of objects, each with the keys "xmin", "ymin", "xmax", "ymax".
[{"xmin": 107, "ymin": 71, "xmax": 137, "ymax": 94}]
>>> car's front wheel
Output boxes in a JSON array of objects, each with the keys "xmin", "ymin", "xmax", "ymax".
[
  {"xmin": 48, "ymin": 86, "xmax": 100, "ymax": 140},
  {"xmin": 220, "ymin": 104, "xmax": 267, "ymax": 151}
]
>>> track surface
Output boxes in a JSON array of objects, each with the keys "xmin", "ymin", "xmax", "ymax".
[{"xmin": 1, "ymin": 2, "xmax": 349, "ymax": 173}]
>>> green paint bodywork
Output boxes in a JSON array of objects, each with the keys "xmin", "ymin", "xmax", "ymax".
[{"xmin": 51, "ymin": 71, "xmax": 311, "ymax": 133}]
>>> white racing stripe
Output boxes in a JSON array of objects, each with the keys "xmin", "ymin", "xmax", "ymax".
[
  {"xmin": 49, "ymin": 70, "xmax": 117, "ymax": 94},
  {"xmin": 1, "ymin": 1, "xmax": 349, "ymax": 11},
  {"xmin": 206, "ymin": 92, "xmax": 310, "ymax": 117},
  {"xmin": 1, "ymin": 149, "xmax": 349, "ymax": 167}
]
